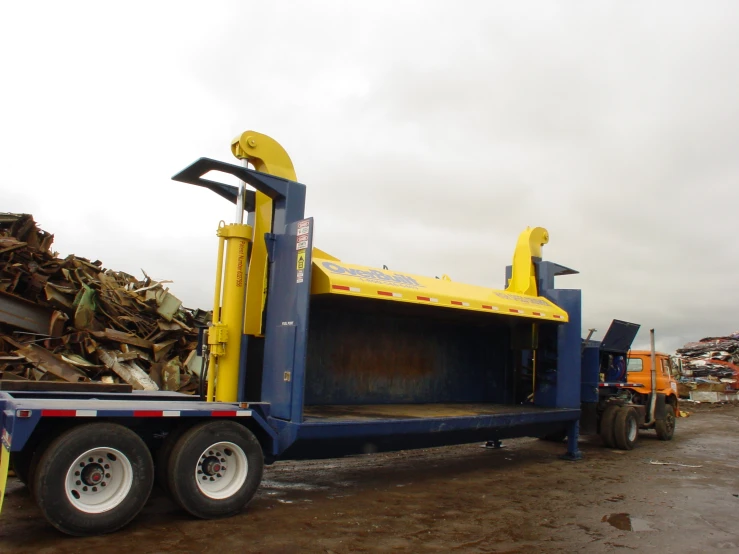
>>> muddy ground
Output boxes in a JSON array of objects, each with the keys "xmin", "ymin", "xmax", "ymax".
[{"xmin": 1, "ymin": 404, "xmax": 738, "ymax": 553}]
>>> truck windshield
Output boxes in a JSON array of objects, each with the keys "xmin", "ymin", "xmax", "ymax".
[{"xmin": 627, "ymin": 358, "xmax": 643, "ymax": 372}]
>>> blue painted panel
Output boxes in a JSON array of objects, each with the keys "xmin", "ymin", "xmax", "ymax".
[
  {"xmin": 580, "ymin": 345, "xmax": 600, "ymax": 402},
  {"xmin": 538, "ymin": 289, "xmax": 582, "ymax": 408},
  {"xmin": 261, "ymin": 325, "xmax": 296, "ymax": 419},
  {"xmin": 260, "ymin": 218, "xmax": 313, "ymax": 421}
]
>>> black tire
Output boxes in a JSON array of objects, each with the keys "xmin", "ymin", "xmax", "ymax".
[
  {"xmin": 655, "ymin": 401, "xmax": 676, "ymax": 441},
  {"xmin": 32, "ymin": 422, "xmax": 154, "ymax": 536},
  {"xmin": 155, "ymin": 424, "xmax": 191, "ymax": 495},
  {"xmin": 599, "ymin": 405, "xmax": 620, "ymax": 448},
  {"xmin": 167, "ymin": 420, "xmax": 263, "ymax": 519},
  {"xmin": 15, "ymin": 433, "xmax": 57, "ymax": 495},
  {"xmin": 613, "ymin": 407, "xmax": 639, "ymax": 450}
]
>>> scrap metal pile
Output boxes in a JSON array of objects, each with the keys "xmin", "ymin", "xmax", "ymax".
[
  {"xmin": 0, "ymin": 213, "xmax": 208, "ymax": 393},
  {"xmin": 675, "ymin": 333, "xmax": 739, "ymax": 396}
]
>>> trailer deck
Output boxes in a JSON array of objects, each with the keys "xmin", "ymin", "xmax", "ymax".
[
  {"xmin": 285, "ymin": 402, "xmax": 581, "ymax": 458},
  {"xmin": 303, "ymin": 403, "xmax": 575, "ymax": 422}
]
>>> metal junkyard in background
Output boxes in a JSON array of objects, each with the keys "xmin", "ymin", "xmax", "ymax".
[
  {"xmin": 674, "ymin": 332, "xmax": 739, "ymax": 403},
  {"xmin": 0, "ymin": 213, "xmax": 209, "ymax": 392}
]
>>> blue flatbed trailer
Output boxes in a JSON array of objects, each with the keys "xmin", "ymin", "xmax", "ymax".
[{"xmin": 0, "ymin": 133, "xmax": 585, "ymax": 536}]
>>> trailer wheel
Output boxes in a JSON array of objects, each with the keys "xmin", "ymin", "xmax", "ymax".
[
  {"xmin": 32, "ymin": 422, "xmax": 154, "ymax": 536},
  {"xmin": 599, "ymin": 405, "xmax": 619, "ymax": 448},
  {"xmin": 613, "ymin": 407, "xmax": 639, "ymax": 450},
  {"xmin": 14, "ymin": 432, "xmax": 57, "ymax": 496},
  {"xmin": 655, "ymin": 401, "xmax": 676, "ymax": 441},
  {"xmin": 167, "ymin": 420, "xmax": 263, "ymax": 519},
  {"xmin": 155, "ymin": 424, "xmax": 191, "ymax": 494}
]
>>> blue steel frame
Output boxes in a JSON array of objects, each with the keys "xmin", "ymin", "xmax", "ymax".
[
  {"xmin": 0, "ymin": 391, "xmax": 278, "ymax": 456},
  {"xmin": 0, "ymin": 160, "xmax": 586, "ymax": 463}
]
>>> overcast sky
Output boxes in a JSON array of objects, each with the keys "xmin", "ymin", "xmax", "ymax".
[{"xmin": 2, "ymin": 2, "xmax": 738, "ymax": 353}]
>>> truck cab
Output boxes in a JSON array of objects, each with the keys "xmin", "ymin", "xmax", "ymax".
[{"xmin": 626, "ymin": 350, "xmax": 679, "ymax": 419}]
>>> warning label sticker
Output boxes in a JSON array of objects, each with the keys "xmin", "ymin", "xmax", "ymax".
[
  {"xmin": 296, "ymin": 220, "xmax": 310, "ymax": 251},
  {"xmin": 296, "ymin": 250, "xmax": 306, "ymax": 270}
]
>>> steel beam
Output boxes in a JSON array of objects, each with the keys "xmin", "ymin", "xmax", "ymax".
[{"xmin": 0, "ymin": 290, "xmax": 67, "ymax": 337}]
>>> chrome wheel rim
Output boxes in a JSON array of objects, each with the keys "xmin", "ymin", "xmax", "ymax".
[
  {"xmin": 195, "ymin": 441, "xmax": 248, "ymax": 499},
  {"xmin": 627, "ymin": 417, "xmax": 638, "ymax": 442},
  {"xmin": 65, "ymin": 447, "xmax": 133, "ymax": 514}
]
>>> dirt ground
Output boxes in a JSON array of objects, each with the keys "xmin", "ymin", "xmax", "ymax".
[{"xmin": 1, "ymin": 404, "xmax": 738, "ymax": 553}]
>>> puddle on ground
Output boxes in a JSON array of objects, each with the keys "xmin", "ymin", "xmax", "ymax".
[
  {"xmin": 261, "ymin": 480, "xmax": 327, "ymax": 491},
  {"xmin": 602, "ymin": 513, "xmax": 654, "ymax": 532}
]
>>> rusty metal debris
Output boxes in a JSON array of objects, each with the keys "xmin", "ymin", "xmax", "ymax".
[
  {"xmin": 0, "ymin": 213, "xmax": 209, "ymax": 393},
  {"xmin": 675, "ymin": 331, "xmax": 739, "ymax": 402}
]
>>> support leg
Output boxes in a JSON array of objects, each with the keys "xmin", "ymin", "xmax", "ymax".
[{"xmin": 560, "ymin": 420, "xmax": 582, "ymax": 461}]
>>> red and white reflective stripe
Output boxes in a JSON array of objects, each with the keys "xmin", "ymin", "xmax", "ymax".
[
  {"xmin": 41, "ymin": 410, "xmax": 96, "ymax": 417},
  {"xmin": 509, "ymin": 308, "xmax": 525, "ymax": 314},
  {"xmin": 416, "ymin": 296, "xmax": 439, "ymax": 303},
  {"xmin": 482, "ymin": 305, "xmax": 500, "ymax": 311},
  {"xmin": 451, "ymin": 300, "xmax": 470, "ymax": 307},
  {"xmin": 532, "ymin": 312, "xmax": 546, "ymax": 317},
  {"xmin": 133, "ymin": 410, "xmax": 165, "ymax": 417},
  {"xmin": 377, "ymin": 291, "xmax": 402, "ymax": 298},
  {"xmin": 553, "ymin": 314, "xmax": 564, "ymax": 319},
  {"xmin": 40, "ymin": 409, "xmax": 252, "ymax": 418},
  {"xmin": 332, "ymin": 285, "xmax": 360, "ymax": 292}
]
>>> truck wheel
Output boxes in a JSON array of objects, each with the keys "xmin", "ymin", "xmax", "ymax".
[
  {"xmin": 15, "ymin": 433, "xmax": 56, "ymax": 496},
  {"xmin": 613, "ymin": 407, "xmax": 639, "ymax": 450},
  {"xmin": 155, "ymin": 424, "xmax": 191, "ymax": 494},
  {"xmin": 167, "ymin": 420, "xmax": 263, "ymax": 519},
  {"xmin": 599, "ymin": 405, "xmax": 619, "ymax": 448},
  {"xmin": 655, "ymin": 402, "xmax": 676, "ymax": 441},
  {"xmin": 32, "ymin": 423, "xmax": 154, "ymax": 536}
]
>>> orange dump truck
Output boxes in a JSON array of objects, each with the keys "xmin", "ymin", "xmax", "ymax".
[{"xmin": 579, "ymin": 322, "xmax": 678, "ymax": 450}]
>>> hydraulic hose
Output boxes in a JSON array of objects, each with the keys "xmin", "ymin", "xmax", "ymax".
[{"xmin": 199, "ymin": 349, "xmax": 208, "ymax": 401}]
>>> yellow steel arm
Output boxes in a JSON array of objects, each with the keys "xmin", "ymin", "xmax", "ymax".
[
  {"xmin": 231, "ymin": 131, "xmax": 297, "ymax": 336},
  {"xmin": 506, "ymin": 226, "xmax": 549, "ymax": 297}
]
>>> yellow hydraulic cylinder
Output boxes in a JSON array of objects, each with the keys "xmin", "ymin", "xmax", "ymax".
[{"xmin": 207, "ymin": 222, "xmax": 252, "ymax": 403}]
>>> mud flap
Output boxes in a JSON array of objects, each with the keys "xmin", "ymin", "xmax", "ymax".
[{"xmin": 0, "ymin": 444, "xmax": 8, "ymax": 515}]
